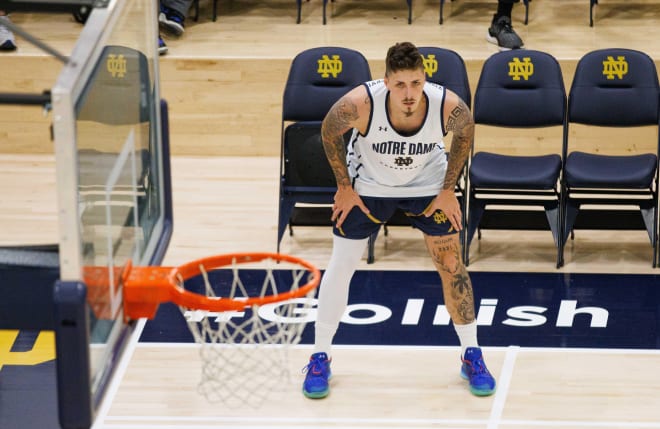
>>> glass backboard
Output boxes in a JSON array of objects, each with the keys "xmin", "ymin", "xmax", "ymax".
[{"xmin": 51, "ymin": 0, "xmax": 171, "ymax": 426}]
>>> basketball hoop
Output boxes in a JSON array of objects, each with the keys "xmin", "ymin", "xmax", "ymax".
[{"xmin": 109, "ymin": 252, "xmax": 320, "ymax": 407}]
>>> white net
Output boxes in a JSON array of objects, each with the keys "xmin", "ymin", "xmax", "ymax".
[{"xmin": 177, "ymin": 257, "xmax": 317, "ymax": 408}]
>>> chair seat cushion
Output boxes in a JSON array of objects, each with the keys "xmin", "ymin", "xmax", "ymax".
[
  {"xmin": 565, "ymin": 151, "xmax": 658, "ymax": 188},
  {"xmin": 469, "ymin": 152, "xmax": 562, "ymax": 189}
]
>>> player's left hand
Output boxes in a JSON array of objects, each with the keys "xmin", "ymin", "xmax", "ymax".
[{"xmin": 423, "ymin": 189, "xmax": 462, "ymax": 231}]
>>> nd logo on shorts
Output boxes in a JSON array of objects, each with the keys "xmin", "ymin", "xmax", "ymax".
[{"xmin": 432, "ymin": 210, "xmax": 449, "ymax": 225}]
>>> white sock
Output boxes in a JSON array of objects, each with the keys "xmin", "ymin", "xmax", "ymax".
[
  {"xmin": 454, "ymin": 320, "xmax": 479, "ymax": 357},
  {"xmin": 313, "ymin": 235, "xmax": 368, "ymax": 357}
]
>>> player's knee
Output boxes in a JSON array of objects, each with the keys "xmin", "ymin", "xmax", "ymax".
[{"xmin": 440, "ymin": 252, "xmax": 461, "ymax": 272}]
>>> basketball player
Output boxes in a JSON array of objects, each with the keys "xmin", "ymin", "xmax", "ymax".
[{"xmin": 302, "ymin": 42, "xmax": 496, "ymax": 399}]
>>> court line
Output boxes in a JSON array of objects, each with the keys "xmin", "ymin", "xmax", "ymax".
[
  {"xmin": 487, "ymin": 345, "xmax": 518, "ymax": 429},
  {"xmin": 102, "ymin": 415, "xmax": 660, "ymax": 429},
  {"xmin": 103, "ymin": 422, "xmax": 480, "ymax": 429},
  {"xmin": 135, "ymin": 342, "xmax": 660, "ymax": 355}
]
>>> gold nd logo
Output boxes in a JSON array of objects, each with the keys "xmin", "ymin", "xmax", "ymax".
[
  {"xmin": 602, "ymin": 56, "xmax": 628, "ymax": 80},
  {"xmin": 433, "ymin": 211, "xmax": 449, "ymax": 225},
  {"xmin": 107, "ymin": 54, "xmax": 127, "ymax": 78},
  {"xmin": 421, "ymin": 54, "xmax": 439, "ymax": 78},
  {"xmin": 317, "ymin": 54, "xmax": 343, "ymax": 78},
  {"xmin": 508, "ymin": 57, "xmax": 534, "ymax": 81}
]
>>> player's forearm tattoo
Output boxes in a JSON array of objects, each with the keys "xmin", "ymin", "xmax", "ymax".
[
  {"xmin": 444, "ymin": 99, "xmax": 474, "ymax": 191},
  {"xmin": 428, "ymin": 235, "xmax": 476, "ymax": 323},
  {"xmin": 321, "ymin": 97, "xmax": 360, "ymax": 187}
]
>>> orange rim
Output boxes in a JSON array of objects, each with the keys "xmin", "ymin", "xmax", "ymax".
[{"xmin": 122, "ymin": 252, "xmax": 321, "ymax": 320}]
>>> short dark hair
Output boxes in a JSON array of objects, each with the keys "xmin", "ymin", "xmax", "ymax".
[{"xmin": 385, "ymin": 42, "xmax": 424, "ymax": 76}]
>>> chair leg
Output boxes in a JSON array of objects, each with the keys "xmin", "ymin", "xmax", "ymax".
[
  {"xmin": 277, "ymin": 200, "xmax": 296, "ymax": 247},
  {"xmin": 466, "ymin": 199, "xmax": 485, "ymax": 250},
  {"xmin": 296, "ymin": 0, "xmax": 302, "ymax": 23},
  {"xmin": 323, "ymin": 0, "xmax": 328, "ymax": 24},
  {"xmin": 439, "ymin": 0, "xmax": 444, "ymax": 24},
  {"xmin": 523, "ymin": 0, "xmax": 529, "ymax": 25},
  {"xmin": 640, "ymin": 203, "xmax": 657, "ymax": 267},
  {"xmin": 367, "ymin": 232, "xmax": 377, "ymax": 264},
  {"xmin": 544, "ymin": 203, "xmax": 561, "ymax": 248},
  {"xmin": 562, "ymin": 200, "xmax": 580, "ymax": 244},
  {"xmin": 464, "ymin": 197, "xmax": 485, "ymax": 267},
  {"xmin": 407, "ymin": 0, "xmax": 412, "ymax": 24},
  {"xmin": 590, "ymin": 0, "xmax": 597, "ymax": 26},
  {"xmin": 212, "ymin": 0, "xmax": 218, "ymax": 21}
]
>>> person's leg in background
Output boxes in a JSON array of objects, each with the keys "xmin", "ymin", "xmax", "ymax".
[
  {"xmin": 487, "ymin": 0, "xmax": 524, "ymax": 50},
  {"xmin": 0, "ymin": 11, "xmax": 17, "ymax": 51}
]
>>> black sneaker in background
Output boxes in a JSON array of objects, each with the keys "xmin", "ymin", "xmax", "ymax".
[{"xmin": 487, "ymin": 15, "xmax": 524, "ymax": 51}]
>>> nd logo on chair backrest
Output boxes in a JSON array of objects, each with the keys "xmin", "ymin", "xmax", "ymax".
[
  {"xmin": 77, "ymin": 45, "xmax": 151, "ymax": 125},
  {"xmin": 569, "ymin": 48, "xmax": 660, "ymax": 126},
  {"xmin": 418, "ymin": 47, "xmax": 472, "ymax": 108},
  {"xmin": 474, "ymin": 50, "xmax": 566, "ymax": 128},
  {"xmin": 507, "ymin": 57, "xmax": 534, "ymax": 81},
  {"xmin": 282, "ymin": 47, "xmax": 372, "ymax": 122},
  {"xmin": 317, "ymin": 54, "xmax": 343, "ymax": 78},
  {"xmin": 602, "ymin": 55, "xmax": 628, "ymax": 80}
]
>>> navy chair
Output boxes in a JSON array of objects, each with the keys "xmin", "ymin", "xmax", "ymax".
[
  {"xmin": 467, "ymin": 50, "xmax": 566, "ymax": 267},
  {"xmin": 560, "ymin": 48, "xmax": 660, "ymax": 267},
  {"xmin": 418, "ymin": 46, "xmax": 471, "ymax": 108},
  {"xmin": 277, "ymin": 47, "xmax": 372, "ymax": 257},
  {"xmin": 439, "ymin": 0, "xmax": 530, "ymax": 25}
]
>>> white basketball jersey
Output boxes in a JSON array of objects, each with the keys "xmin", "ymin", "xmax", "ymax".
[{"xmin": 347, "ymin": 79, "xmax": 448, "ymax": 198}]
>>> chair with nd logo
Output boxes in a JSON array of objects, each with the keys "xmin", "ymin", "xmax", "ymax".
[
  {"xmin": 277, "ymin": 47, "xmax": 372, "ymax": 258},
  {"xmin": 560, "ymin": 48, "xmax": 660, "ymax": 267},
  {"xmin": 418, "ymin": 47, "xmax": 471, "ymax": 107},
  {"xmin": 465, "ymin": 50, "xmax": 567, "ymax": 267}
]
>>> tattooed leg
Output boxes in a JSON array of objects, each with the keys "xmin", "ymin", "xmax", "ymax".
[{"xmin": 423, "ymin": 233, "xmax": 476, "ymax": 324}]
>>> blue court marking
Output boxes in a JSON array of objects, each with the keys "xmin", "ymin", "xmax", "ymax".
[
  {"xmin": 0, "ymin": 344, "xmax": 59, "ymax": 429},
  {"xmin": 139, "ymin": 270, "xmax": 660, "ymax": 349}
]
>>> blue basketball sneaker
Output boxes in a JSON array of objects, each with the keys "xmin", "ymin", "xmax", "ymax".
[
  {"xmin": 302, "ymin": 352, "xmax": 332, "ymax": 399},
  {"xmin": 460, "ymin": 347, "xmax": 496, "ymax": 396}
]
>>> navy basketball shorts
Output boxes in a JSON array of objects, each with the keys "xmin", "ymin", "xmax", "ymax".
[{"xmin": 333, "ymin": 196, "xmax": 458, "ymax": 239}]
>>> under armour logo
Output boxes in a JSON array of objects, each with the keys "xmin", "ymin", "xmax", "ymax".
[
  {"xmin": 602, "ymin": 56, "xmax": 628, "ymax": 80},
  {"xmin": 379, "ymin": 126, "xmax": 388, "ymax": 132},
  {"xmin": 508, "ymin": 57, "xmax": 534, "ymax": 81}
]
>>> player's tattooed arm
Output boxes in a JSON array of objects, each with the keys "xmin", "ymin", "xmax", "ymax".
[
  {"xmin": 444, "ymin": 98, "xmax": 474, "ymax": 190},
  {"xmin": 321, "ymin": 95, "xmax": 363, "ymax": 187}
]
